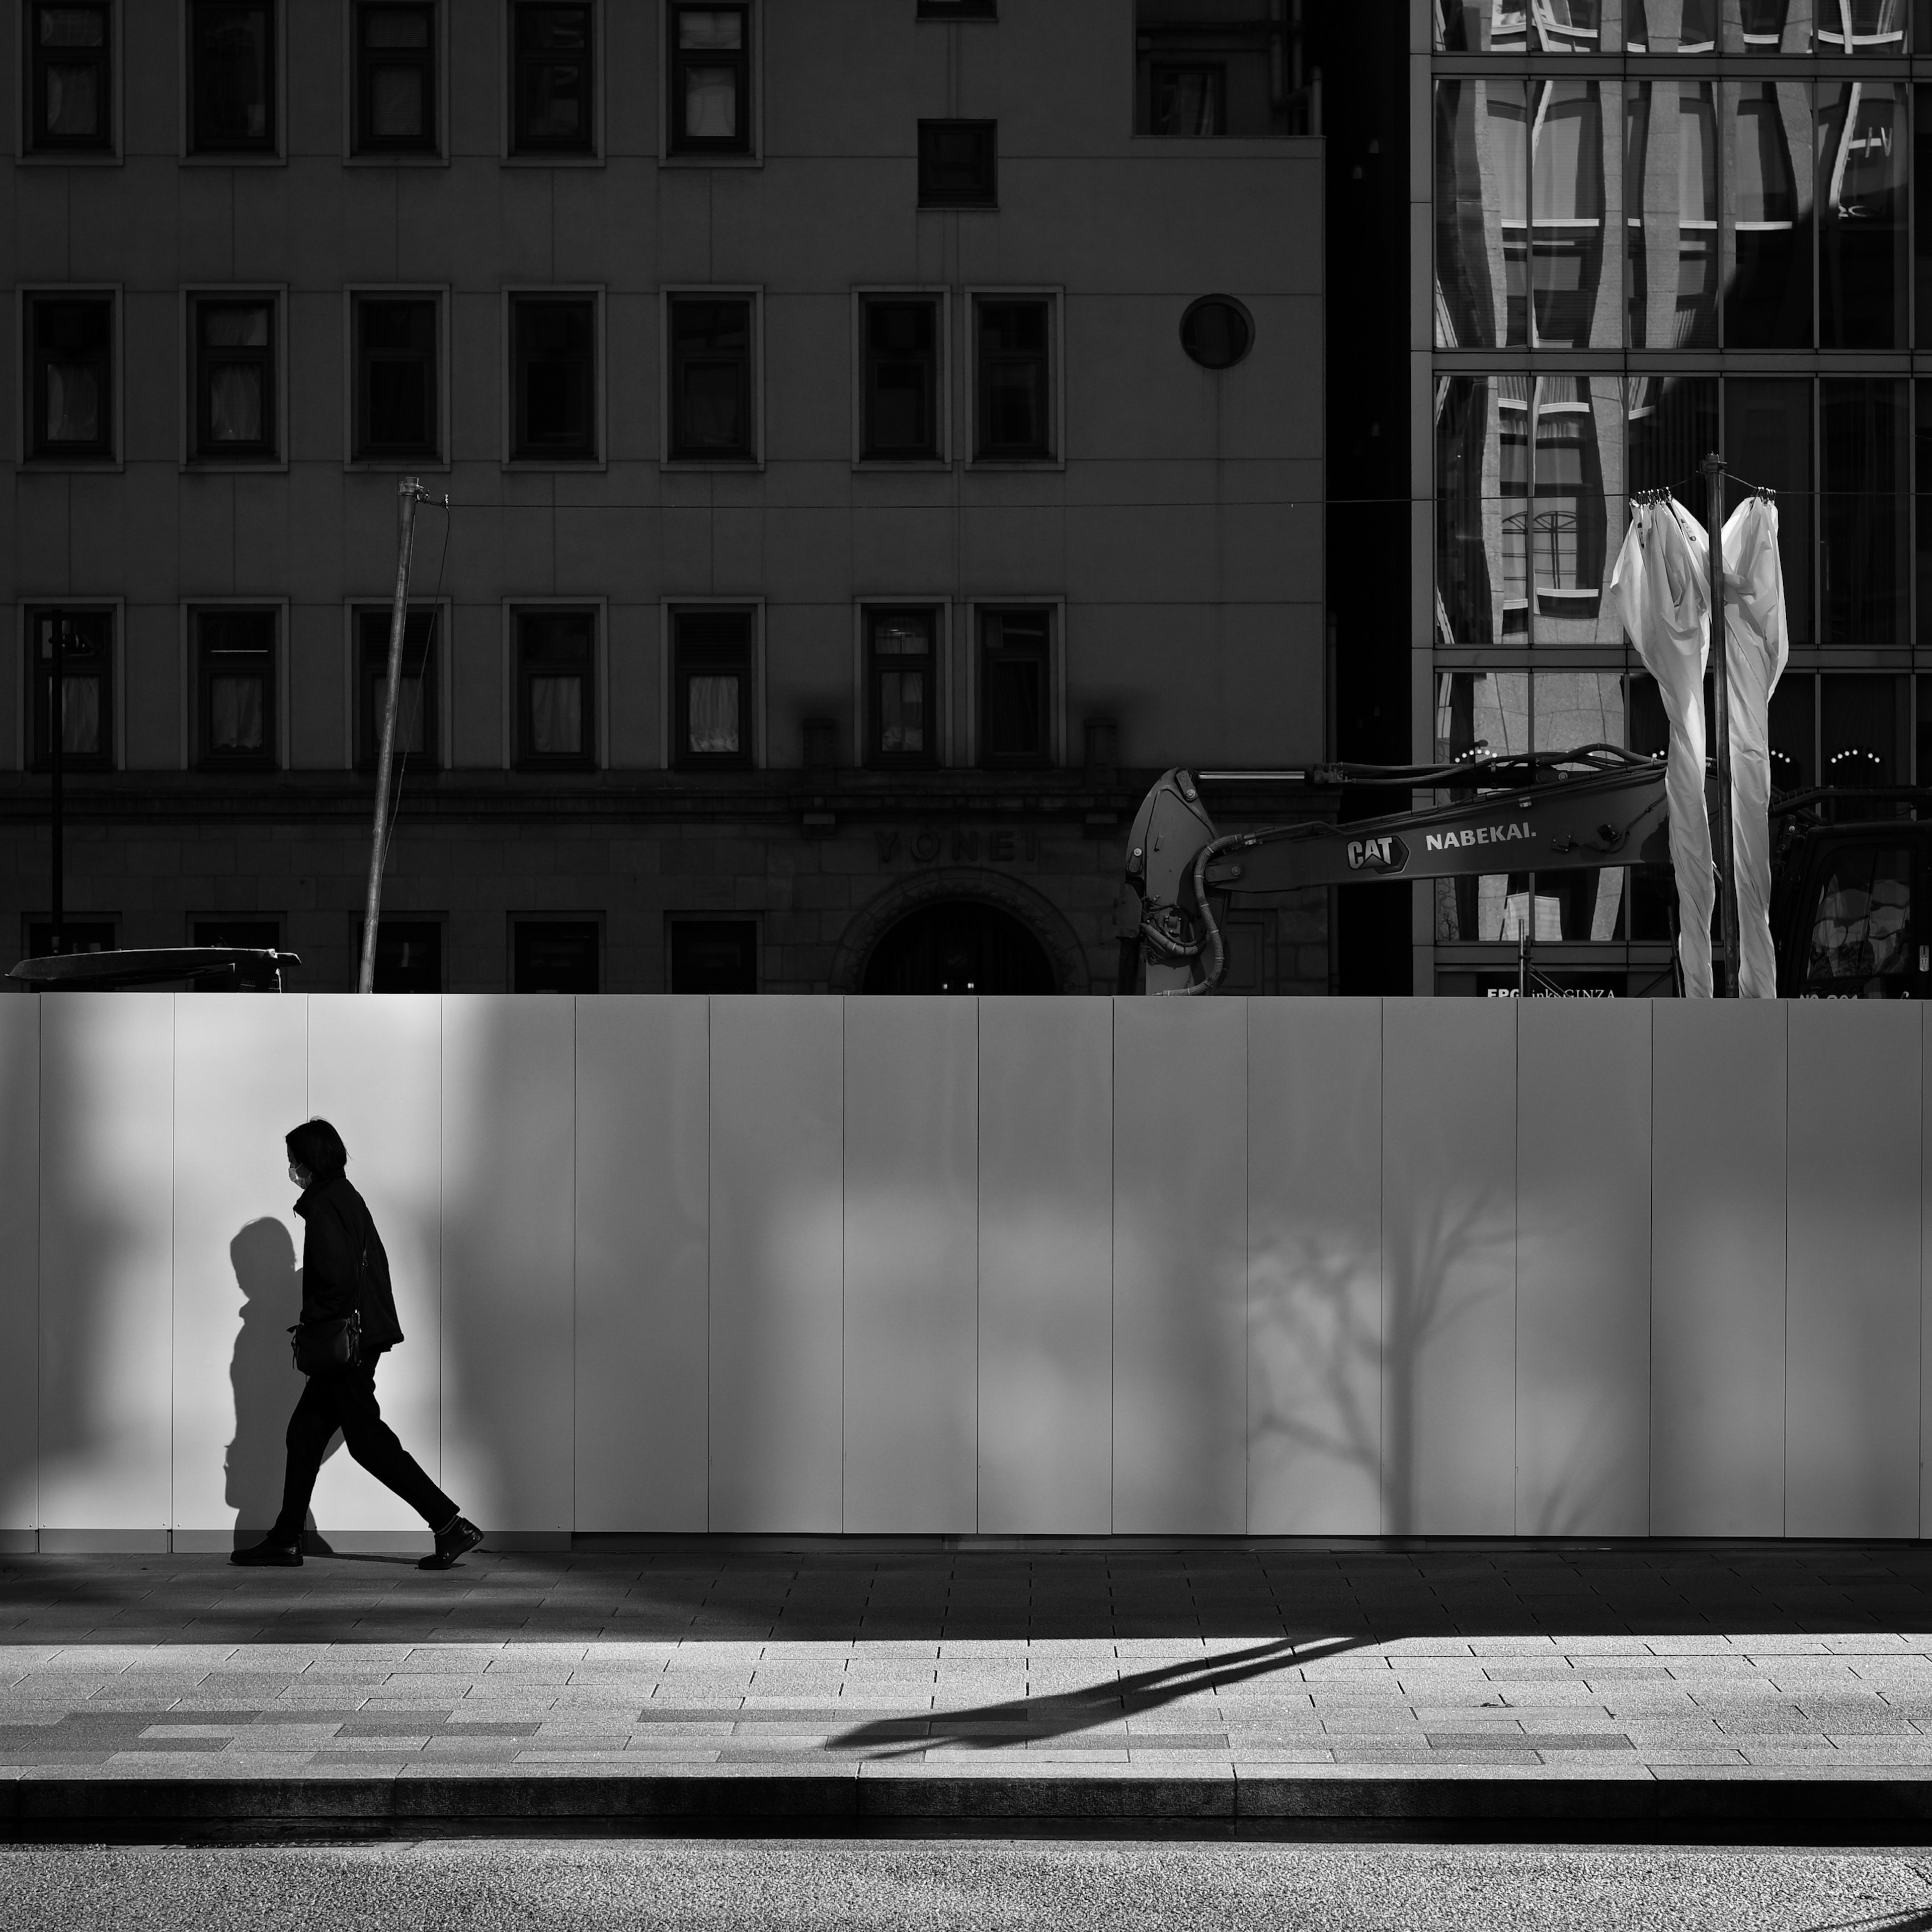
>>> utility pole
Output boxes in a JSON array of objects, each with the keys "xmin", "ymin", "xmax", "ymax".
[
  {"xmin": 1703, "ymin": 450, "xmax": 1740, "ymax": 998},
  {"xmin": 46, "ymin": 618, "xmax": 63, "ymax": 957},
  {"xmin": 357, "ymin": 477, "xmax": 426, "ymax": 993}
]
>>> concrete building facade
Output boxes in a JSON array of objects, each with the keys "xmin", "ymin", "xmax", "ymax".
[{"xmin": 2, "ymin": 0, "xmax": 1326, "ymax": 994}]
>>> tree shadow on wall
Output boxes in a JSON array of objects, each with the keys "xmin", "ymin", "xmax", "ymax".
[
  {"xmin": 1249, "ymin": 1181, "xmax": 1533, "ymax": 1540},
  {"xmin": 225, "ymin": 1217, "xmax": 335, "ymax": 1554}
]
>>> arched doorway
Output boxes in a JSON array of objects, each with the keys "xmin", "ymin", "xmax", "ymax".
[{"xmin": 862, "ymin": 899, "xmax": 1058, "ymax": 995}]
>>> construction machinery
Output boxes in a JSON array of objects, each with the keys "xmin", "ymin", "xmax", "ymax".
[{"xmin": 1122, "ymin": 748, "xmax": 1930, "ymax": 998}]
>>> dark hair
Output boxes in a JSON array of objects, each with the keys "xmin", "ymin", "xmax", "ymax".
[{"xmin": 285, "ymin": 1118, "xmax": 348, "ymax": 1180}]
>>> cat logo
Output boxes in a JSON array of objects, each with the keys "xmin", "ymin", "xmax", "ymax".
[{"xmin": 1346, "ymin": 833, "xmax": 1408, "ymax": 874}]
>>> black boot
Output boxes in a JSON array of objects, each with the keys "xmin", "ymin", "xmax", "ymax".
[
  {"xmin": 230, "ymin": 1537, "xmax": 302, "ymax": 1567},
  {"xmin": 418, "ymin": 1515, "xmax": 484, "ymax": 1571}
]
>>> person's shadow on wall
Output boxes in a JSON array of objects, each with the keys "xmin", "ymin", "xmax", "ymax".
[{"xmin": 225, "ymin": 1218, "xmax": 337, "ymax": 1555}]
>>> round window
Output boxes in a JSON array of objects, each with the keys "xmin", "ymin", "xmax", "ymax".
[{"xmin": 1180, "ymin": 296, "xmax": 1254, "ymax": 370}]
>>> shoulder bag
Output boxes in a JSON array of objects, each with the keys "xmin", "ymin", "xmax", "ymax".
[{"xmin": 288, "ymin": 1229, "xmax": 367, "ymax": 1377}]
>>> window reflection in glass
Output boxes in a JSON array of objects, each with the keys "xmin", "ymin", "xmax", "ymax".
[
  {"xmin": 1625, "ymin": 82, "xmax": 1717, "ymax": 346},
  {"xmin": 1822, "ymin": 673, "xmax": 1905, "ymax": 787},
  {"xmin": 1435, "ymin": 376, "xmax": 1524, "ymax": 644},
  {"xmin": 1436, "ymin": 0, "xmax": 1605, "ymax": 51},
  {"xmin": 1626, "ymin": 374, "xmax": 1716, "ymax": 493},
  {"xmin": 1728, "ymin": 0, "xmax": 1810, "ymax": 51},
  {"xmin": 1435, "ymin": 78, "xmax": 1526, "ymax": 348},
  {"xmin": 1624, "ymin": 0, "xmax": 1719, "ymax": 52},
  {"xmin": 1814, "ymin": 0, "xmax": 1906, "ymax": 53},
  {"xmin": 1436, "ymin": 376, "xmax": 1617, "ymax": 647},
  {"xmin": 1820, "ymin": 379, "xmax": 1906, "ymax": 648},
  {"xmin": 1724, "ymin": 81, "xmax": 1812, "ymax": 347},
  {"xmin": 1818, "ymin": 82, "xmax": 1906, "ymax": 349},
  {"xmin": 1532, "ymin": 81, "xmax": 1615, "ymax": 346},
  {"xmin": 1534, "ymin": 671, "xmax": 1631, "ymax": 941},
  {"xmin": 1724, "ymin": 378, "xmax": 1812, "ymax": 645},
  {"xmin": 1806, "ymin": 844, "xmax": 1911, "ymax": 994},
  {"xmin": 1772, "ymin": 671, "xmax": 1816, "ymax": 793},
  {"xmin": 1433, "ymin": 670, "xmax": 1529, "ymax": 943}
]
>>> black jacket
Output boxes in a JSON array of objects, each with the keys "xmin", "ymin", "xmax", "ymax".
[{"xmin": 294, "ymin": 1175, "xmax": 405, "ymax": 1351}]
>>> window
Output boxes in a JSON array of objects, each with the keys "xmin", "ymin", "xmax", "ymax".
[
  {"xmin": 26, "ymin": 2, "xmax": 112, "ymax": 152},
  {"xmin": 510, "ymin": 294, "xmax": 596, "ymax": 460},
  {"xmin": 667, "ymin": 3, "xmax": 749, "ymax": 156},
  {"xmin": 515, "ymin": 608, "xmax": 596, "ymax": 768},
  {"xmin": 669, "ymin": 918, "xmax": 757, "ymax": 992},
  {"xmin": 918, "ymin": 120, "xmax": 996, "ymax": 206},
  {"xmin": 974, "ymin": 296, "xmax": 1054, "ymax": 461},
  {"xmin": 866, "ymin": 607, "xmax": 938, "ymax": 767},
  {"xmin": 190, "ymin": 295, "xmax": 277, "ymax": 459},
  {"xmin": 510, "ymin": 1, "xmax": 593, "ymax": 153},
  {"xmin": 1179, "ymin": 295, "xmax": 1253, "ymax": 369},
  {"xmin": 667, "ymin": 294, "xmax": 754, "ymax": 460},
  {"xmin": 353, "ymin": 294, "xmax": 438, "ymax": 459},
  {"xmin": 860, "ymin": 296, "xmax": 941, "ymax": 460},
  {"xmin": 514, "ymin": 920, "xmax": 599, "ymax": 992},
  {"xmin": 188, "ymin": 0, "xmax": 275, "ymax": 154},
  {"xmin": 1135, "ymin": 0, "xmax": 1312, "ymax": 137},
  {"xmin": 671, "ymin": 608, "xmax": 754, "ymax": 767},
  {"xmin": 917, "ymin": 0, "xmax": 996, "ymax": 15},
  {"xmin": 25, "ymin": 293, "xmax": 113, "ymax": 460},
  {"xmin": 355, "ymin": 1, "xmax": 436, "ymax": 153},
  {"xmin": 194, "ymin": 609, "xmax": 276, "ymax": 769},
  {"xmin": 26, "ymin": 607, "xmax": 112, "ymax": 771},
  {"xmin": 193, "ymin": 917, "xmax": 280, "ymax": 949},
  {"xmin": 27, "ymin": 919, "xmax": 113, "ymax": 957},
  {"xmin": 357, "ymin": 606, "xmax": 439, "ymax": 768},
  {"xmin": 978, "ymin": 608, "xmax": 1051, "ymax": 768},
  {"xmin": 357, "ymin": 918, "xmax": 442, "ymax": 991}
]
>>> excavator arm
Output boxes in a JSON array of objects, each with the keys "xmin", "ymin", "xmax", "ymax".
[{"xmin": 1121, "ymin": 746, "xmax": 1672, "ymax": 994}]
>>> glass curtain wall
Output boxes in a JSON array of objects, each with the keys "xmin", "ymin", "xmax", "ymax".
[{"xmin": 1431, "ymin": 1, "xmax": 1924, "ymax": 991}]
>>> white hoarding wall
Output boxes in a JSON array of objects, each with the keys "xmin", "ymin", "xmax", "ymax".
[{"xmin": 3, "ymin": 994, "xmax": 1920, "ymax": 1547}]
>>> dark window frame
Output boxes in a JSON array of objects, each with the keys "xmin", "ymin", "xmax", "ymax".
[
  {"xmin": 353, "ymin": 916, "xmax": 444, "ymax": 992},
  {"xmin": 666, "ymin": 0, "xmax": 751, "ymax": 158},
  {"xmin": 513, "ymin": 605, "xmax": 599, "ymax": 771},
  {"xmin": 352, "ymin": 290, "xmax": 441, "ymax": 461},
  {"xmin": 512, "ymin": 917, "xmax": 602, "ymax": 993},
  {"xmin": 666, "ymin": 291, "xmax": 758, "ymax": 462},
  {"xmin": 186, "ymin": 0, "xmax": 278, "ymax": 156},
  {"xmin": 25, "ymin": 0, "xmax": 114, "ymax": 154},
  {"xmin": 25, "ymin": 604, "xmax": 115, "ymax": 773},
  {"xmin": 858, "ymin": 293, "xmax": 944, "ymax": 462},
  {"xmin": 972, "ymin": 292, "xmax": 1058, "ymax": 463},
  {"xmin": 189, "ymin": 291, "xmax": 279, "ymax": 462},
  {"xmin": 917, "ymin": 119, "xmax": 997, "ymax": 207},
  {"xmin": 24, "ymin": 290, "xmax": 116, "ymax": 462},
  {"xmin": 509, "ymin": 291, "xmax": 599, "ymax": 462},
  {"xmin": 353, "ymin": 0, "xmax": 438, "ymax": 155},
  {"xmin": 355, "ymin": 604, "xmax": 442, "ymax": 771},
  {"xmin": 509, "ymin": 0, "xmax": 595, "ymax": 155},
  {"xmin": 191, "ymin": 606, "xmax": 279, "ymax": 771},
  {"xmin": 670, "ymin": 606, "xmax": 757, "ymax": 770},
  {"xmin": 864, "ymin": 605, "xmax": 941, "ymax": 769},
  {"xmin": 976, "ymin": 605, "xmax": 1054, "ymax": 770},
  {"xmin": 667, "ymin": 915, "xmax": 759, "ymax": 993}
]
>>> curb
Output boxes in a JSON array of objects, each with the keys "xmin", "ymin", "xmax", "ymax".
[{"xmin": 6, "ymin": 1774, "xmax": 1932, "ymax": 1840}]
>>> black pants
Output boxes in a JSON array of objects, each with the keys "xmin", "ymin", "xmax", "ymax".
[{"xmin": 271, "ymin": 1351, "xmax": 456, "ymax": 1542}]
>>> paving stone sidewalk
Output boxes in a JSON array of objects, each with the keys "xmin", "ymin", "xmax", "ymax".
[{"xmin": 5, "ymin": 1542, "xmax": 1932, "ymax": 1798}]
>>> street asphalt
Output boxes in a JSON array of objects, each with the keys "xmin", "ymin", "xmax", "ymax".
[{"xmin": 5, "ymin": 1839, "xmax": 1932, "ymax": 1931}]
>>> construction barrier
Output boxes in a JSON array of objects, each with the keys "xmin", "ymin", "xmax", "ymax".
[{"xmin": 0, "ymin": 994, "xmax": 1922, "ymax": 1548}]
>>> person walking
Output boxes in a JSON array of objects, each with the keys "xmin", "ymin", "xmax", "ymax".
[{"xmin": 232, "ymin": 1118, "xmax": 483, "ymax": 1571}]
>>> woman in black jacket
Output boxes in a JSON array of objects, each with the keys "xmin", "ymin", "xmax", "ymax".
[{"xmin": 232, "ymin": 1118, "xmax": 482, "ymax": 1571}]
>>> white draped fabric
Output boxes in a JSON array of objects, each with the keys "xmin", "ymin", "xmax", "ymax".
[
  {"xmin": 1609, "ymin": 498, "xmax": 1716, "ymax": 998},
  {"xmin": 1721, "ymin": 497, "xmax": 1789, "ymax": 999}
]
